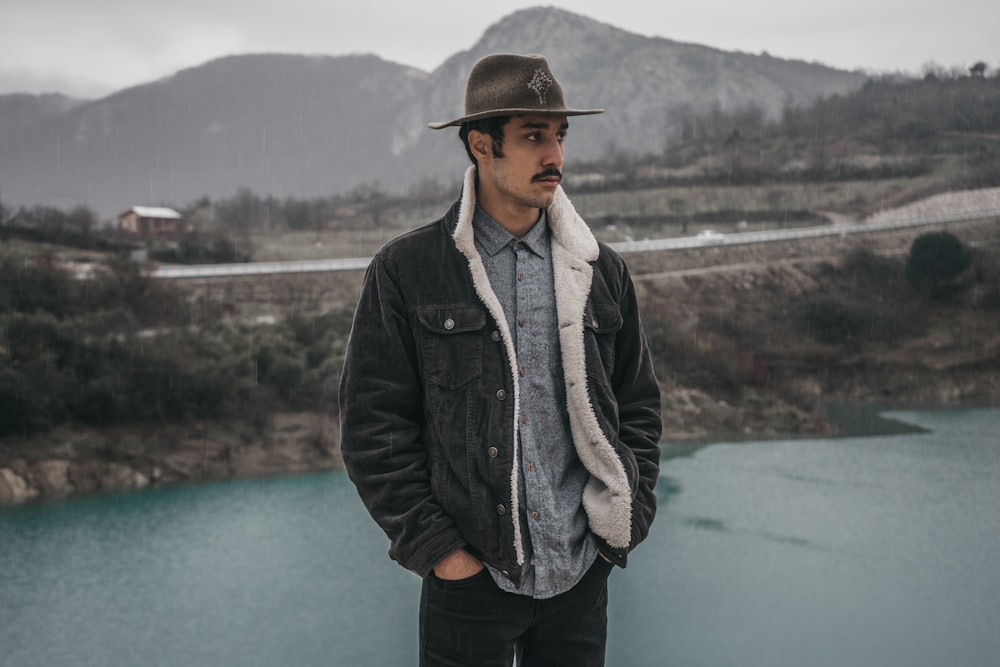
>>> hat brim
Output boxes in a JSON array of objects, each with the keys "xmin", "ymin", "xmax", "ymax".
[{"xmin": 428, "ymin": 107, "xmax": 604, "ymax": 130}]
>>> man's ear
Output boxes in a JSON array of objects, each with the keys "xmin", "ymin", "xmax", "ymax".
[{"xmin": 468, "ymin": 130, "xmax": 491, "ymax": 160}]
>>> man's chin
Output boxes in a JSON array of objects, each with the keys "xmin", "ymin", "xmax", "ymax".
[
  {"xmin": 507, "ymin": 189, "xmax": 555, "ymax": 211},
  {"xmin": 532, "ymin": 193, "xmax": 556, "ymax": 209}
]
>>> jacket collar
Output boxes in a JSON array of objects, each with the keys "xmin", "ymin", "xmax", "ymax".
[{"xmin": 451, "ymin": 166, "xmax": 599, "ymax": 264}]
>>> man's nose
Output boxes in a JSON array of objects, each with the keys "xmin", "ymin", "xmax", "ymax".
[{"xmin": 542, "ymin": 137, "xmax": 564, "ymax": 166}]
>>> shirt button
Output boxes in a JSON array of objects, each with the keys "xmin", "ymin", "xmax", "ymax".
[
  {"xmin": 497, "ymin": 504, "xmax": 507, "ymax": 515},
  {"xmin": 521, "ymin": 415, "xmax": 528, "ymax": 424},
  {"xmin": 488, "ymin": 446, "xmax": 499, "ymax": 458},
  {"xmin": 519, "ymin": 368, "xmax": 526, "ymax": 377},
  {"xmin": 518, "ymin": 319, "xmax": 525, "ymax": 328},
  {"xmin": 443, "ymin": 318, "xmax": 455, "ymax": 330},
  {"xmin": 514, "ymin": 241, "xmax": 525, "ymax": 251},
  {"xmin": 526, "ymin": 463, "xmax": 535, "ymax": 471},
  {"xmin": 496, "ymin": 389, "xmax": 507, "ymax": 401},
  {"xmin": 530, "ymin": 511, "xmax": 539, "ymax": 520},
  {"xmin": 517, "ymin": 273, "xmax": 524, "ymax": 282},
  {"xmin": 491, "ymin": 330, "xmax": 501, "ymax": 341}
]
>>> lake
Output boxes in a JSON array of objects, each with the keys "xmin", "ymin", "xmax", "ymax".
[{"xmin": 2, "ymin": 408, "xmax": 998, "ymax": 666}]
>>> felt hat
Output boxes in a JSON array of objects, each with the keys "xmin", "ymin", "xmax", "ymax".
[{"xmin": 428, "ymin": 53, "xmax": 603, "ymax": 129}]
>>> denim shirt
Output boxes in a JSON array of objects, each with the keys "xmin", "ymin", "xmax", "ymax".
[{"xmin": 473, "ymin": 206, "xmax": 597, "ymax": 599}]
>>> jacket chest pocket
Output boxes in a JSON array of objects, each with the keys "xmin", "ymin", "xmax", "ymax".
[
  {"xmin": 583, "ymin": 304, "xmax": 623, "ymax": 380},
  {"xmin": 416, "ymin": 305, "xmax": 486, "ymax": 391}
]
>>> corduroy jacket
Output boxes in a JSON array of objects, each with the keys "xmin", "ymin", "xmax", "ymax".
[{"xmin": 339, "ymin": 167, "xmax": 661, "ymax": 587}]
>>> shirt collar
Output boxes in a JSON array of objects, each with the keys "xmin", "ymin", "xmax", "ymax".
[{"xmin": 473, "ymin": 206, "xmax": 549, "ymax": 259}]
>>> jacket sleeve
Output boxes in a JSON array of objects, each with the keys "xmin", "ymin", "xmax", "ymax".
[
  {"xmin": 338, "ymin": 253, "xmax": 467, "ymax": 577},
  {"xmin": 602, "ymin": 259, "xmax": 662, "ymax": 566}
]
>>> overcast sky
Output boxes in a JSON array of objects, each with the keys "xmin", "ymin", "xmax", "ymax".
[{"xmin": 1, "ymin": 0, "xmax": 997, "ymax": 98}]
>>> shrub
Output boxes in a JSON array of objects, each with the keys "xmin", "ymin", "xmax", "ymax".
[
  {"xmin": 643, "ymin": 318, "xmax": 746, "ymax": 400},
  {"xmin": 0, "ymin": 251, "xmax": 358, "ymax": 436},
  {"xmin": 796, "ymin": 294, "xmax": 867, "ymax": 345},
  {"xmin": 906, "ymin": 232, "xmax": 972, "ymax": 299},
  {"xmin": 0, "ymin": 254, "xmax": 74, "ymax": 317},
  {"xmin": 843, "ymin": 247, "xmax": 902, "ymax": 286}
]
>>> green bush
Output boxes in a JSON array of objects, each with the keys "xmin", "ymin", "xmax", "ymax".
[
  {"xmin": 148, "ymin": 234, "xmax": 253, "ymax": 265},
  {"xmin": 906, "ymin": 232, "xmax": 972, "ymax": 299},
  {"xmin": 0, "ymin": 254, "xmax": 74, "ymax": 317},
  {"xmin": 643, "ymin": 318, "xmax": 745, "ymax": 400},
  {"xmin": 843, "ymin": 247, "xmax": 903, "ymax": 286},
  {"xmin": 797, "ymin": 295, "xmax": 868, "ymax": 345},
  {"xmin": 0, "ymin": 251, "xmax": 358, "ymax": 437}
]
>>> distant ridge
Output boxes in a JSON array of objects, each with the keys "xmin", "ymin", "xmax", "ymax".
[
  {"xmin": 0, "ymin": 93, "xmax": 83, "ymax": 145},
  {"xmin": 0, "ymin": 6, "xmax": 866, "ymax": 218}
]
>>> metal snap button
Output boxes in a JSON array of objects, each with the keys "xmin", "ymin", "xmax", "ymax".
[
  {"xmin": 497, "ymin": 504, "xmax": 507, "ymax": 515},
  {"xmin": 444, "ymin": 318, "xmax": 455, "ymax": 330},
  {"xmin": 488, "ymin": 446, "xmax": 499, "ymax": 458},
  {"xmin": 496, "ymin": 389, "xmax": 507, "ymax": 400}
]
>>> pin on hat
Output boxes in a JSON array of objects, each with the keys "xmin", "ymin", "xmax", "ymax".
[{"xmin": 428, "ymin": 53, "xmax": 603, "ymax": 129}]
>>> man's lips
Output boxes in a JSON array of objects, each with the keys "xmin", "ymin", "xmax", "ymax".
[{"xmin": 532, "ymin": 169, "xmax": 562, "ymax": 184}]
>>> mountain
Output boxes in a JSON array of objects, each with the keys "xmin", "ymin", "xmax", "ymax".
[
  {"xmin": 392, "ymin": 7, "xmax": 866, "ymax": 184},
  {"xmin": 0, "ymin": 54, "xmax": 427, "ymax": 217},
  {"xmin": 0, "ymin": 93, "xmax": 84, "ymax": 141},
  {"xmin": 0, "ymin": 7, "xmax": 867, "ymax": 219}
]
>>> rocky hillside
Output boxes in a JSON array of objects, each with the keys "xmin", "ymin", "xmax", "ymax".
[
  {"xmin": 394, "ymin": 7, "xmax": 864, "ymax": 172},
  {"xmin": 0, "ymin": 7, "xmax": 866, "ymax": 218},
  {"xmin": 635, "ymin": 221, "xmax": 1000, "ymax": 443},
  {"xmin": 0, "ymin": 93, "xmax": 82, "ymax": 142},
  {"xmin": 0, "ymin": 54, "xmax": 428, "ymax": 218}
]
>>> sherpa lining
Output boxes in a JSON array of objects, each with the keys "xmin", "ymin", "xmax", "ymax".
[{"xmin": 451, "ymin": 166, "xmax": 634, "ymax": 556}]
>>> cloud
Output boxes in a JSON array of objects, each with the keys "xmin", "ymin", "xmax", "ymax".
[
  {"xmin": 0, "ymin": 68, "xmax": 109, "ymax": 98},
  {"xmin": 0, "ymin": 0, "xmax": 998, "ymax": 96}
]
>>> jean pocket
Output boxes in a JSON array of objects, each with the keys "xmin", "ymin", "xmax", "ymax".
[{"xmin": 431, "ymin": 566, "xmax": 492, "ymax": 590}]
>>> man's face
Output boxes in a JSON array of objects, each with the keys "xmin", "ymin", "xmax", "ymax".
[{"xmin": 476, "ymin": 114, "xmax": 568, "ymax": 213}]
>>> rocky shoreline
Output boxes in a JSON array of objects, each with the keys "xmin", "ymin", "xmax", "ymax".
[
  {"xmin": 4, "ymin": 389, "xmax": 994, "ymax": 508},
  {"xmin": 0, "ymin": 412, "xmax": 343, "ymax": 507},
  {"xmin": 0, "ymin": 394, "xmax": 824, "ymax": 507}
]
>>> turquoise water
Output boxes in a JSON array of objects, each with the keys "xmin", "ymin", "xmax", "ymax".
[{"xmin": 2, "ymin": 408, "xmax": 999, "ymax": 666}]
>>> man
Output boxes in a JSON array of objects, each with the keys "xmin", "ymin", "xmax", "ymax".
[{"xmin": 339, "ymin": 53, "xmax": 661, "ymax": 666}]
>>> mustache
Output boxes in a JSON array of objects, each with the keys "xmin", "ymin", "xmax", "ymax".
[{"xmin": 531, "ymin": 168, "xmax": 563, "ymax": 182}]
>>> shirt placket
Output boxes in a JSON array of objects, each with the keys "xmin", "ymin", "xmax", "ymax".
[{"xmin": 513, "ymin": 240, "xmax": 546, "ymax": 564}]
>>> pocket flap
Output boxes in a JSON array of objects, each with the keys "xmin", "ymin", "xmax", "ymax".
[
  {"xmin": 583, "ymin": 306, "xmax": 623, "ymax": 334},
  {"xmin": 416, "ymin": 306, "xmax": 486, "ymax": 334}
]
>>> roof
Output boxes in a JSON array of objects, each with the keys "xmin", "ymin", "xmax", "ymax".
[{"xmin": 123, "ymin": 206, "xmax": 182, "ymax": 219}]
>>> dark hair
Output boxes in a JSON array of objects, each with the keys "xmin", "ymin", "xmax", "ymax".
[{"xmin": 459, "ymin": 115, "xmax": 510, "ymax": 166}]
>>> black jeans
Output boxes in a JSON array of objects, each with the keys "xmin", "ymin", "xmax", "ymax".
[{"xmin": 419, "ymin": 557, "xmax": 613, "ymax": 667}]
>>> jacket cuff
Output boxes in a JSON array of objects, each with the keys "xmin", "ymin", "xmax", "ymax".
[
  {"xmin": 408, "ymin": 536, "xmax": 470, "ymax": 579},
  {"xmin": 596, "ymin": 539, "xmax": 628, "ymax": 568}
]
